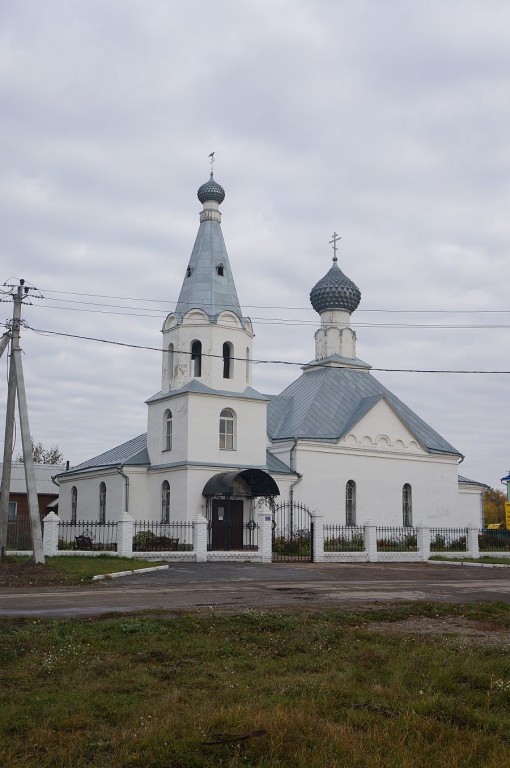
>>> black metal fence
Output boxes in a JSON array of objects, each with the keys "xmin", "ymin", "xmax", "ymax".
[
  {"xmin": 133, "ymin": 521, "xmax": 193, "ymax": 551},
  {"xmin": 324, "ymin": 525, "xmax": 365, "ymax": 552},
  {"xmin": 272, "ymin": 501, "xmax": 313, "ymax": 561},
  {"xmin": 377, "ymin": 526, "xmax": 418, "ymax": 552},
  {"xmin": 7, "ymin": 516, "xmax": 33, "ymax": 550},
  {"xmin": 58, "ymin": 521, "xmax": 118, "ymax": 551},
  {"xmin": 478, "ymin": 529, "xmax": 510, "ymax": 552},
  {"xmin": 207, "ymin": 521, "xmax": 259, "ymax": 552},
  {"xmin": 430, "ymin": 528, "xmax": 467, "ymax": 552}
]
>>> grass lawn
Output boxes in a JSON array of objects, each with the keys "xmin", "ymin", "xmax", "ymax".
[
  {"xmin": 1, "ymin": 556, "xmax": 167, "ymax": 587},
  {"xmin": 2, "ymin": 602, "xmax": 510, "ymax": 767}
]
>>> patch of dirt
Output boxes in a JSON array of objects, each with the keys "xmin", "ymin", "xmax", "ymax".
[
  {"xmin": 0, "ymin": 560, "xmax": 77, "ymax": 588},
  {"xmin": 366, "ymin": 616, "xmax": 510, "ymax": 647}
]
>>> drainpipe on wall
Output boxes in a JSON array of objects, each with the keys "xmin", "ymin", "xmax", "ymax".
[
  {"xmin": 289, "ymin": 439, "xmax": 302, "ymax": 504},
  {"xmin": 118, "ymin": 465, "xmax": 130, "ymax": 514}
]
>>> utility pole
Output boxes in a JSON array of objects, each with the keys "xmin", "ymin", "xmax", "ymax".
[{"xmin": 0, "ymin": 280, "xmax": 45, "ymax": 563}]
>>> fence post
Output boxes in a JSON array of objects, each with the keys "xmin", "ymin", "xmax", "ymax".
[
  {"xmin": 416, "ymin": 523, "xmax": 430, "ymax": 561},
  {"xmin": 256, "ymin": 510, "xmax": 273, "ymax": 563},
  {"xmin": 364, "ymin": 521, "xmax": 378, "ymax": 562},
  {"xmin": 43, "ymin": 511, "xmax": 60, "ymax": 557},
  {"xmin": 467, "ymin": 524, "xmax": 479, "ymax": 558},
  {"xmin": 193, "ymin": 515, "xmax": 208, "ymax": 562},
  {"xmin": 311, "ymin": 511, "xmax": 325, "ymax": 563},
  {"xmin": 117, "ymin": 512, "xmax": 134, "ymax": 557}
]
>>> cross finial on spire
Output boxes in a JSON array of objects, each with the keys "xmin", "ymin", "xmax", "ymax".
[
  {"xmin": 329, "ymin": 232, "xmax": 341, "ymax": 262},
  {"xmin": 208, "ymin": 151, "xmax": 215, "ymax": 175}
]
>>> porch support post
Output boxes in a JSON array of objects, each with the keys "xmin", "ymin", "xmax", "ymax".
[
  {"xmin": 256, "ymin": 509, "xmax": 273, "ymax": 563},
  {"xmin": 467, "ymin": 524, "xmax": 479, "ymax": 558},
  {"xmin": 117, "ymin": 511, "xmax": 134, "ymax": 557},
  {"xmin": 416, "ymin": 523, "xmax": 430, "ymax": 561},
  {"xmin": 364, "ymin": 520, "xmax": 378, "ymax": 562},
  {"xmin": 311, "ymin": 511, "xmax": 325, "ymax": 563},
  {"xmin": 43, "ymin": 512, "xmax": 60, "ymax": 557},
  {"xmin": 193, "ymin": 514, "xmax": 208, "ymax": 562}
]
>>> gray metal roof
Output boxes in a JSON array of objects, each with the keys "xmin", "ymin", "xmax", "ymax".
[
  {"xmin": 67, "ymin": 433, "xmax": 150, "ymax": 472},
  {"xmin": 267, "ymin": 366, "xmax": 462, "ymax": 457},
  {"xmin": 146, "ymin": 381, "xmax": 268, "ymax": 404},
  {"xmin": 2, "ymin": 463, "xmax": 65, "ymax": 494},
  {"xmin": 265, "ymin": 451, "xmax": 294, "ymax": 475},
  {"xmin": 174, "ymin": 216, "xmax": 247, "ymax": 326},
  {"xmin": 458, "ymin": 475, "xmax": 489, "ymax": 488}
]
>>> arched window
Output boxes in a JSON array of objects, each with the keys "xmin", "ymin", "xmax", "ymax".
[
  {"xmin": 216, "ymin": 263, "xmax": 224, "ymax": 276},
  {"xmin": 99, "ymin": 482, "xmax": 106, "ymax": 523},
  {"xmin": 223, "ymin": 342, "xmax": 233, "ymax": 379},
  {"xmin": 164, "ymin": 409, "xmax": 172, "ymax": 451},
  {"xmin": 245, "ymin": 347, "xmax": 250, "ymax": 383},
  {"xmin": 191, "ymin": 340, "xmax": 202, "ymax": 377},
  {"xmin": 161, "ymin": 480, "xmax": 170, "ymax": 523},
  {"xmin": 71, "ymin": 486, "xmax": 77, "ymax": 523},
  {"xmin": 219, "ymin": 408, "xmax": 235, "ymax": 450},
  {"xmin": 167, "ymin": 343, "xmax": 174, "ymax": 380},
  {"xmin": 186, "ymin": 266, "xmax": 192, "ymax": 277},
  {"xmin": 346, "ymin": 480, "xmax": 356, "ymax": 526},
  {"xmin": 403, "ymin": 483, "xmax": 412, "ymax": 527}
]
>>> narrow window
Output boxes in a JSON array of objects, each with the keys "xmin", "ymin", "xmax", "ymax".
[
  {"xmin": 219, "ymin": 408, "xmax": 235, "ymax": 450},
  {"xmin": 216, "ymin": 264, "xmax": 224, "ymax": 276},
  {"xmin": 168, "ymin": 343, "xmax": 174, "ymax": 380},
  {"xmin": 71, "ymin": 486, "xmax": 77, "ymax": 523},
  {"xmin": 161, "ymin": 480, "xmax": 170, "ymax": 523},
  {"xmin": 223, "ymin": 342, "xmax": 233, "ymax": 379},
  {"xmin": 191, "ymin": 340, "xmax": 202, "ymax": 377},
  {"xmin": 346, "ymin": 480, "xmax": 356, "ymax": 526},
  {"xmin": 99, "ymin": 482, "xmax": 106, "ymax": 523},
  {"xmin": 186, "ymin": 266, "xmax": 192, "ymax": 277},
  {"xmin": 245, "ymin": 347, "xmax": 250, "ymax": 383},
  {"xmin": 8, "ymin": 501, "xmax": 17, "ymax": 522},
  {"xmin": 164, "ymin": 409, "xmax": 172, "ymax": 451},
  {"xmin": 403, "ymin": 483, "xmax": 412, "ymax": 527}
]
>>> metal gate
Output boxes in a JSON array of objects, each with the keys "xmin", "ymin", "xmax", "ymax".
[{"xmin": 272, "ymin": 500, "xmax": 313, "ymax": 562}]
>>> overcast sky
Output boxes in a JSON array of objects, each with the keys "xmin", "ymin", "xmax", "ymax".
[{"xmin": 0, "ymin": 0, "xmax": 508, "ymax": 491}]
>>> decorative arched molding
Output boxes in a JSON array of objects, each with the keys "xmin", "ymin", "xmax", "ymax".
[
  {"xmin": 376, "ymin": 434, "xmax": 392, "ymax": 447},
  {"xmin": 183, "ymin": 309, "xmax": 209, "ymax": 324},
  {"xmin": 345, "ymin": 433, "xmax": 359, "ymax": 445},
  {"xmin": 162, "ymin": 314, "xmax": 178, "ymax": 332},
  {"xmin": 362, "ymin": 435, "xmax": 373, "ymax": 446},
  {"xmin": 394, "ymin": 439, "xmax": 406, "ymax": 449},
  {"xmin": 409, "ymin": 440, "xmax": 420, "ymax": 451},
  {"xmin": 217, "ymin": 310, "xmax": 243, "ymax": 327}
]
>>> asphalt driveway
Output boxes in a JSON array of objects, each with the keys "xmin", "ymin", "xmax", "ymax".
[{"xmin": 1, "ymin": 561, "xmax": 510, "ymax": 617}]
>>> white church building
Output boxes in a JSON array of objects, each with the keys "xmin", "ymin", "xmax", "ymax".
[{"xmin": 56, "ymin": 172, "xmax": 485, "ymax": 537}]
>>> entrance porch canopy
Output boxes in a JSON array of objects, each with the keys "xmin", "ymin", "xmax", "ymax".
[{"xmin": 202, "ymin": 468, "xmax": 280, "ymax": 497}]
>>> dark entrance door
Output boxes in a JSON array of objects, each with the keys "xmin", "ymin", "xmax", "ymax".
[
  {"xmin": 211, "ymin": 499, "xmax": 244, "ymax": 550},
  {"xmin": 272, "ymin": 500, "xmax": 313, "ymax": 562}
]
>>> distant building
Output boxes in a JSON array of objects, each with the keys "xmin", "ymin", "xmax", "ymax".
[
  {"xmin": 1, "ymin": 462, "xmax": 64, "ymax": 520},
  {"xmin": 55, "ymin": 173, "xmax": 485, "ymax": 533}
]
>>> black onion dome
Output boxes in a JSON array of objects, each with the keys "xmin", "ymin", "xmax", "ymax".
[
  {"xmin": 197, "ymin": 173, "xmax": 225, "ymax": 204},
  {"xmin": 310, "ymin": 258, "xmax": 361, "ymax": 314}
]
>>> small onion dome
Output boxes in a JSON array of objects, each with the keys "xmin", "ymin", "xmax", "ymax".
[
  {"xmin": 197, "ymin": 173, "xmax": 225, "ymax": 204},
  {"xmin": 310, "ymin": 257, "xmax": 361, "ymax": 314}
]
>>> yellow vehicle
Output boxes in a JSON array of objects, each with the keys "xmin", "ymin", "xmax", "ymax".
[{"xmin": 486, "ymin": 523, "xmax": 505, "ymax": 530}]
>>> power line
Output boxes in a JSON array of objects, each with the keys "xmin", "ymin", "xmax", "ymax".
[{"xmin": 25, "ymin": 325, "xmax": 510, "ymax": 374}]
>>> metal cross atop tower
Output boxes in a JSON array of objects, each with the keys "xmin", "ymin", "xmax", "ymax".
[
  {"xmin": 329, "ymin": 232, "xmax": 341, "ymax": 262},
  {"xmin": 208, "ymin": 151, "xmax": 215, "ymax": 174}
]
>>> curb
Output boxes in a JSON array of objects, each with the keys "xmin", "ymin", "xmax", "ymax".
[
  {"xmin": 92, "ymin": 565, "xmax": 170, "ymax": 581},
  {"xmin": 428, "ymin": 560, "xmax": 510, "ymax": 569}
]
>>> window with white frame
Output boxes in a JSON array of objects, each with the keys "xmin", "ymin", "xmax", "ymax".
[
  {"xmin": 164, "ymin": 409, "xmax": 173, "ymax": 451},
  {"xmin": 219, "ymin": 408, "xmax": 235, "ymax": 450},
  {"xmin": 161, "ymin": 480, "xmax": 170, "ymax": 523},
  {"xmin": 71, "ymin": 486, "xmax": 77, "ymax": 523},
  {"xmin": 346, "ymin": 480, "xmax": 356, "ymax": 526},
  {"xmin": 99, "ymin": 482, "xmax": 106, "ymax": 523},
  {"xmin": 402, "ymin": 483, "xmax": 412, "ymax": 527}
]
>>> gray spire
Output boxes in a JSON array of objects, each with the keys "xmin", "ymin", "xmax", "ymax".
[{"xmin": 174, "ymin": 175, "xmax": 246, "ymax": 325}]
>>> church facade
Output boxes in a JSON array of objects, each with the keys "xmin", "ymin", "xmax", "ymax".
[{"xmin": 56, "ymin": 173, "xmax": 485, "ymax": 531}]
